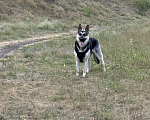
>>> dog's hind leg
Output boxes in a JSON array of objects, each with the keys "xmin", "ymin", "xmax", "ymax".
[
  {"xmin": 100, "ymin": 54, "xmax": 106, "ymax": 72},
  {"xmin": 92, "ymin": 46, "xmax": 106, "ymax": 72},
  {"xmin": 93, "ymin": 54, "xmax": 100, "ymax": 64}
]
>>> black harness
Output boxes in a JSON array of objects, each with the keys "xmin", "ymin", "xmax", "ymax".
[{"xmin": 75, "ymin": 41, "xmax": 91, "ymax": 62}]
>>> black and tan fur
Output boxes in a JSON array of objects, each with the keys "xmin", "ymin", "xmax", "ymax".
[{"xmin": 74, "ymin": 24, "xmax": 106, "ymax": 77}]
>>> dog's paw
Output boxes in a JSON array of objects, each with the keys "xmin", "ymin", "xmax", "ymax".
[
  {"xmin": 86, "ymin": 68, "xmax": 89, "ymax": 73},
  {"xmin": 76, "ymin": 73, "xmax": 79, "ymax": 76},
  {"xmin": 83, "ymin": 73, "xmax": 86, "ymax": 77}
]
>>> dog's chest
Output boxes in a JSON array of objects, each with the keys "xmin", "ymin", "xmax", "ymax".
[
  {"xmin": 76, "ymin": 51, "xmax": 87, "ymax": 62},
  {"xmin": 75, "ymin": 41, "xmax": 91, "ymax": 62}
]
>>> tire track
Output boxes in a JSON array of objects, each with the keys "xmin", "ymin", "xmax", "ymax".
[
  {"xmin": 0, "ymin": 38, "xmax": 50, "ymax": 58},
  {"xmin": 0, "ymin": 31, "xmax": 75, "ymax": 59}
]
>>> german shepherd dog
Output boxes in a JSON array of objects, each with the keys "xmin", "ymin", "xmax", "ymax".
[{"xmin": 74, "ymin": 24, "xmax": 106, "ymax": 77}]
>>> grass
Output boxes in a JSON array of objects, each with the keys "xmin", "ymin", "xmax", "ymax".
[
  {"xmin": 0, "ymin": 19, "xmax": 79, "ymax": 42},
  {"xmin": 0, "ymin": 0, "xmax": 142, "ymax": 42},
  {"xmin": 0, "ymin": 20, "xmax": 150, "ymax": 119},
  {"xmin": 0, "ymin": 0, "xmax": 150, "ymax": 119}
]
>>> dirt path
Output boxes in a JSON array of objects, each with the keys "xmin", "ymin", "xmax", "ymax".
[
  {"xmin": 0, "ymin": 31, "xmax": 76, "ymax": 58},
  {"xmin": 0, "ymin": 38, "xmax": 49, "ymax": 58}
]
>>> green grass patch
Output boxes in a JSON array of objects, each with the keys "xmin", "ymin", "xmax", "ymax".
[{"xmin": 84, "ymin": 8, "xmax": 93, "ymax": 17}]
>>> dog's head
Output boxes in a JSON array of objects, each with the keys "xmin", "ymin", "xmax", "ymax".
[{"xmin": 76, "ymin": 24, "xmax": 89, "ymax": 47}]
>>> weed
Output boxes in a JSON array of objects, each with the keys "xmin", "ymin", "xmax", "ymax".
[
  {"xmin": 0, "ymin": 14, "xmax": 9, "ymax": 21},
  {"xmin": 0, "ymin": 115, "xmax": 6, "ymax": 120},
  {"xmin": 0, "ymin": 73, "xmax": 6, "ymax": 79},
  {"xmin": 84, "ymin": 8, "xmax": 93, "ymax": 17},
  {"xmin": 41, "ymin": 108, "xmax": 57, "ymax": 119},
  {"xmin": 26, "ymin": 0, "xmax": 37, "ymax": 9},
  {"xmin": 24, "ymin": 52, "xmax": 34, "ymax": 58},
  {"xmin": 52, "ymin": 96, "xmax": 60, "ymax": 102},
  {"xmin": 7, "ymin": 72, "xmax": 17, "ymax": 79},
  {"xmin": 0, "ymin": 23, "xmax": 12, "ymax": 30},
  {"xmin": 92, "ymin": 110, "xmax": 113, "ymax": 120},
  {"xmin": 131, "ymin": 0, "xmax": 150, "ymax": 15},
  {"xmin": 38, "ymin": 19, "xmax": 68, "ymax": 32}
]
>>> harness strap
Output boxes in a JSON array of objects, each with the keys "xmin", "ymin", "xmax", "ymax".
[{"xmin": 75, "ymin": 41, "xmax": 91, "ymax": 62}]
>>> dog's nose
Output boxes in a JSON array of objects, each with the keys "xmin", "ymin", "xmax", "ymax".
[{"xmin": 79, "ymin": 37, "xmax": 86, "ymax": 42}]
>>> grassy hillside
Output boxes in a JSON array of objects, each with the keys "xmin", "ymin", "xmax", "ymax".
[
  {"xmin": 0, "ymin": 0, "xmax": 150, "ymax": 119},
  {"xmin": 0, "ymin": 0, "xmax": 146, "ymax": 41}
]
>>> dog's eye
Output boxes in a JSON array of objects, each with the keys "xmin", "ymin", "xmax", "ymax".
[
  {"xmin": 83, "ymin": 33, "xmax": 87, "ymax": 36},
  {"xmin": 79, "ymin": 33, "xmax": 82, "ymax": 36}
]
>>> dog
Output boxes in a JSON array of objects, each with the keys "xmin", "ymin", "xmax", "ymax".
[{"xmin": 74, "ymin": 24, "xmax": 106, "ymax": 77}]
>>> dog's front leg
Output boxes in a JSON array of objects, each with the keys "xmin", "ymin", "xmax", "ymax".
[
  {"xmin": 83, "ymin": 59, "xmax": 89, "ymax": 77},
  {"xmin": 87, "ymin": 59, "xmax": 90, "ymax": 73},
  {"xmin": 76, "ymin": 58, "xmax": 80, "ymax": 76},
  {"xmin": 83, "ymin": 50, "xmax": 90, "ymax": 77},
  {"xmin": 74, "ymin": 50, "xmax": 80, "ymax": 76}
]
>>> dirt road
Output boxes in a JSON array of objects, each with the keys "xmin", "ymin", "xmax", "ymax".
[{"xmin": 0, "ymin": 32, "xmax": 76, "ymax": 58}]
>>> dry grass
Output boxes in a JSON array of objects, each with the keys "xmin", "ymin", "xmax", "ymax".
[
  {"xmin": 0, "ymin": 0, "xmax": 142, "ymax": 43},
  {"xmin": 0, "ymin": 20, "xmax": 150, "ymax": 119},
  {"xmin": 0, "ymin": 0, "xmax": 150, "ymax": 119}
]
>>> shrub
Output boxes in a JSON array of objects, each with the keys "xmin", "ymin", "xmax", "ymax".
[
  {"xmin": 131, "ymin": 0, "xmax": 150, "ymax": 15},
  {"xmin": 26, "ymin": 0, "xmax": 37, "ymax": 9},
  {"xmin": 0, "ymin": 14, "xmax": 9, "ymax": 21}
]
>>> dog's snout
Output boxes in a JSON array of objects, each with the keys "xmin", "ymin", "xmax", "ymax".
[{"xmin": 79, "ymin": 37, "xmax": 86, "ymax": 42}]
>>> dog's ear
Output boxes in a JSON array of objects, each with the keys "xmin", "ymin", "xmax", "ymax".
[
  {"xmin": 78, "ymin": 24, "xmax": 82, "ymax": 31},
  {"xmin": 85, "ymin": 25, "xmax": 89, "ymax": 33}
]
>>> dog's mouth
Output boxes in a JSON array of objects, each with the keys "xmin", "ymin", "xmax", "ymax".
[
  {"xmin": 79, "ymin": 41, "xmax": 84, "ymax": 47},
  {"xmin": 79, "ymin": 37, "xmax": 86, "ymax": 47}
]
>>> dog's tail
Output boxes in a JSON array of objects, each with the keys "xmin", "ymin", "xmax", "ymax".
[{"xmin": 93, "ymin": 54, "xmax": 100, "ymax": 64}]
